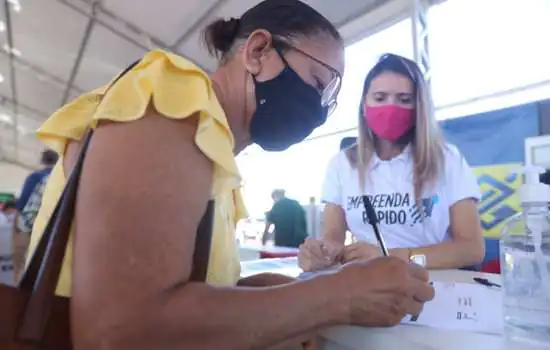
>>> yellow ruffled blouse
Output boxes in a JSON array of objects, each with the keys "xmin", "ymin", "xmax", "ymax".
[{"xmin": 27, "ymin": 50, "xmax": 247, "ymax": 297}]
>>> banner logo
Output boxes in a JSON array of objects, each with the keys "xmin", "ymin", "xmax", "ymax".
[{"xmin": 473, "ymin": 164, "xmax": 522, "ymax": 237}]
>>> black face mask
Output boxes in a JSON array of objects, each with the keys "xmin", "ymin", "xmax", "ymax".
[{"xmin": 249, "ymin": 53, "xmax": 328, "ymax": 151}]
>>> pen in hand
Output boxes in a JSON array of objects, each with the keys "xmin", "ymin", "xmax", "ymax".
[{"xmin": 362, "ymin": 195, "xmax": 389, "ymax": 256}]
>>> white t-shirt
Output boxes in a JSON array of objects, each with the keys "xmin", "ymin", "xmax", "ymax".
[{"xmin": 321, "ymin": 144, "xmax": 480, "ymax": 249}]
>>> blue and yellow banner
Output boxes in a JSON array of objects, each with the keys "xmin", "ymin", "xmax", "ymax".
[{"xmin": 473, "ymin": 163, "xmax": 522, "ymax": 238}]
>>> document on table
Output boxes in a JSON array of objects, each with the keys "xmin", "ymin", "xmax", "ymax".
[
  {"xmin": 401, "ymin": 281, "xmax": 503, "ymax": 335},
  {"xmin": 240, "ymin": 257, "xmax": 302, "ymax": 278},
  {"xmin": 297, "ymin": 265, "xmax": 343, "ymax": 280}
]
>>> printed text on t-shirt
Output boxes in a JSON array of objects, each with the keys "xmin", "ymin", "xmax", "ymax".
[{"xmin": 346, "ymin": 193, "xmax": 438, "ymax": 226}]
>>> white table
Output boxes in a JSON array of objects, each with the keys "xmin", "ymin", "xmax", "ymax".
[
  {"xmin": 241, "ymin": 258, "xmax": 523, "ymax": 350},
  {"xmin": 239, "ymin": 259, "xmax": 517, "ymax": 349},
  {"xmin": 319, "ymin": 269, "xmax": 508, "ymax": 350},
  {"xmin": 238, "ymin": 244, "xmax": 262, "ymax": 261}
]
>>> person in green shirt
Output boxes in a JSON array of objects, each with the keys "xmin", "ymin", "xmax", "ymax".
[{"xmin": 262, "ymin": 189, "xmax": 308, "ymax": 248}]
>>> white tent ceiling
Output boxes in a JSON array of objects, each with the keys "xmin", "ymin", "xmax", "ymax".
[{"xmin": 0, "ymin": 0, "xmax": 420, "ymax": 169}]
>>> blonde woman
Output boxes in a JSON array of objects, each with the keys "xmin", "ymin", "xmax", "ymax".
[{"xmin": 299, "ymin": 53, "xmax": 485, "ymax": 271}]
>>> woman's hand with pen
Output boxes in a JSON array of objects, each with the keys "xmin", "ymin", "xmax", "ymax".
[
  {"xmin": 341, "ymin": 242, "xmax": 411, "ymax": 263},
  {"xmin": 298, "ymin": 238, "xmax": 343, "ymax": 272},
  {"xmin": 341, "ymin": 242, "xmax": 382, "ymax": 262},
  {"xmin": 338, "ymin": 257, "xmax": 435, "ymax": 326},
  {"xmin": 298, "ymin": 238, "xmax": 435, "ymax": 327}
]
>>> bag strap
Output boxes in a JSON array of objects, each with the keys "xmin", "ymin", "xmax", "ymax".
[
  {"xmin": 17, "ymin": 130, "xmax": 94, "ymax": 343},
  {"xmin": 19, "ymin": 60, "xmax": 140, "ymax": 290},
  {"xmin": 17, "ymin": 60, "xmax": 214, "ymax": 343},
  {"xmin": 190, "ymin": 200, "xmax": 214, "ymax": 282}
]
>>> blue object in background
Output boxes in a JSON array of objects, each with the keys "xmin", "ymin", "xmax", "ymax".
[
  {"xmin": 440, "ymin": 103, "xmax": 539, "ymax": 166},
  {"xmin": 440, "ymin": 103, "xmax": 539, "ymax": 272},
  {"xmin": 484, "ymin": 237, "xmax": 500, "ymax": 262},
  {"xmin": 460, "ymin": 238, "xmax": 500, "ymax": 272}
]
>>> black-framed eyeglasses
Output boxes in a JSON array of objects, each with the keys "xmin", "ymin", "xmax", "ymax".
[{"xmin": 272, "ymin": 38, "xmax": 342, "ymax": 115}]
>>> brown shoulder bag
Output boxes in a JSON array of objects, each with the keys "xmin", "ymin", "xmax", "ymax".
[{"xmin": 0, "ymin": 63, "xmax": 215, "ymax": 349}]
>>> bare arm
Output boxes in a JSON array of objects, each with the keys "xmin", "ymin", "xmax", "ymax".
[
  {"xmin": 390, "ymin": 198, "xmax": 485, "ymax": 269},
  {"xmin": 262, "ymin": 220, "xmax": 273, "ymax": 245},
  {"xmin": 298, "ymin": 203, "xmax": 347, "ymax": 271},
  {"xmin": 323, "ymin": 203, "xmax": 347, "ymax": 244},
  {"xmin": 70, "ymin": 110, "xmax": 347, "ymax": 350},
  {"xmin": 238, "ymin": 273, "xmax": 296, "ymax": 287}
]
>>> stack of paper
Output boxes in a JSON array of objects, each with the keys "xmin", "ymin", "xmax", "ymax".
[{"xmin": 401, "ymin": 281, "xmax": 503, "ymax": 335}]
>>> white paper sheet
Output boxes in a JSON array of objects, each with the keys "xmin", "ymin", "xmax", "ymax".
[
  {"xmin": 242, "ymin": 261, "xmax": 504, "ymax": 336},
  {"xmin": 298, "ymin": 267, "xmax": 341, "ymax": 280},
  {"xmin": 401, "ymin": 281, "xmax": 503, "ymax": 335},
  {"xmin": 240, "ymin": 257, "xmax": 302, "ymax": 278}
]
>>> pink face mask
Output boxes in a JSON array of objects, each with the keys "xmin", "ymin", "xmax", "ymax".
[{"xmin": 363, "ymin": 105, "xmax": 414, "ymax": 141}]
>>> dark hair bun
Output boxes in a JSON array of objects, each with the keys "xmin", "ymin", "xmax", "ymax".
[
  {"xmin": 202, "ymin": 0, "xmax": 341, "ymax": 63},
  {"xmin": 203, "ymin": 17, "xmax": 241, "ymax": 58}
]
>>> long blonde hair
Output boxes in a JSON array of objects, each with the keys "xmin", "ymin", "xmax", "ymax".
[{"xmin": 351, "ymin": 54, "xmax": 445, "ymax": 201}]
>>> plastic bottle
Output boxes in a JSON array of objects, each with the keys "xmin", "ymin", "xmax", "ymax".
[{"xmin": 500, "ymin": 166, "xmax": 550, "ymax": 349}]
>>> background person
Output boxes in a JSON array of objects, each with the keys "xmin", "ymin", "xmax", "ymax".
[
  {"xmin": 15, "ymin": 149, "xmax": 57, "ymax": 211},
  {"xmin": 299, "ymin": 53, "xmax": 485, "ymax": 272},
  {"xmin": 12, "ymin": 175, "xmax": 49, "ymax": 281},
  {"xmin": 262, "ymin": 189, "xmax": 308, "ymax": 248},
  {"xmin": 0, "ymin": 199, "xmax": 16, "ymax": 285},
  {"xmin": 540, "ymin": 168, "xmax": 550, "ymax": 185},
  {"xmin": 339, "ymin": 136, "xmax": 357, "ymax": 151}
]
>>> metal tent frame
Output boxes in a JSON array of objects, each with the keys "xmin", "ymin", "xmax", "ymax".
[{"xmin": 0, "ymin": 0, "xmax": 439, "ymax": 169}]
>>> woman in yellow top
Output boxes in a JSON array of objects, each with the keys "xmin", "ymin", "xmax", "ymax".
[{"xmin": 28, "ymin": 0, "xmax": 434, "ymax": 349}]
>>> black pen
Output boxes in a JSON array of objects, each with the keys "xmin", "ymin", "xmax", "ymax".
[
  {"xmin": 362, "ymin": 195, "xmax": 389, "ymax": 256},
  {"xmin": 409, "ymin": 282, "xmax": 434, "ymax": 322},
  {"xmin": 473, "ymin": 277, "xmax": 501, "ymax": 288}
]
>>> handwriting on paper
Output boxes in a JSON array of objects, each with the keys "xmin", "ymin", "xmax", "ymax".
[
  {"xmin": 458, "ymin": 296, "xmax": 473, "ymax": 307},
  {"xmin": 401, "ymin": 281, "xmax": 503, "ymax": 335}
]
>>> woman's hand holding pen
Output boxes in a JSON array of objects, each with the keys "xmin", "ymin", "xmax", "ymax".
[
  {"xmin": 342, "ymin": 242, "xmax": 410, "ymax": 263},
  {"xmin": 298, "ymin": 239, "xmax": 409, "ymax": 271},
  {"xmin": 298, "ymin": 238, "xmax": 343, "ymax": 272},
  {"xmin": 341, "ymin": 242, "xmax": 381, "ymax": 262},
  {"xmin": 298, "ymin": 239, "xmax": 435, "ymax": 327},
  {"xmin": 338, "ymin": 257, "xmax": 435, "ymax": 326}
]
